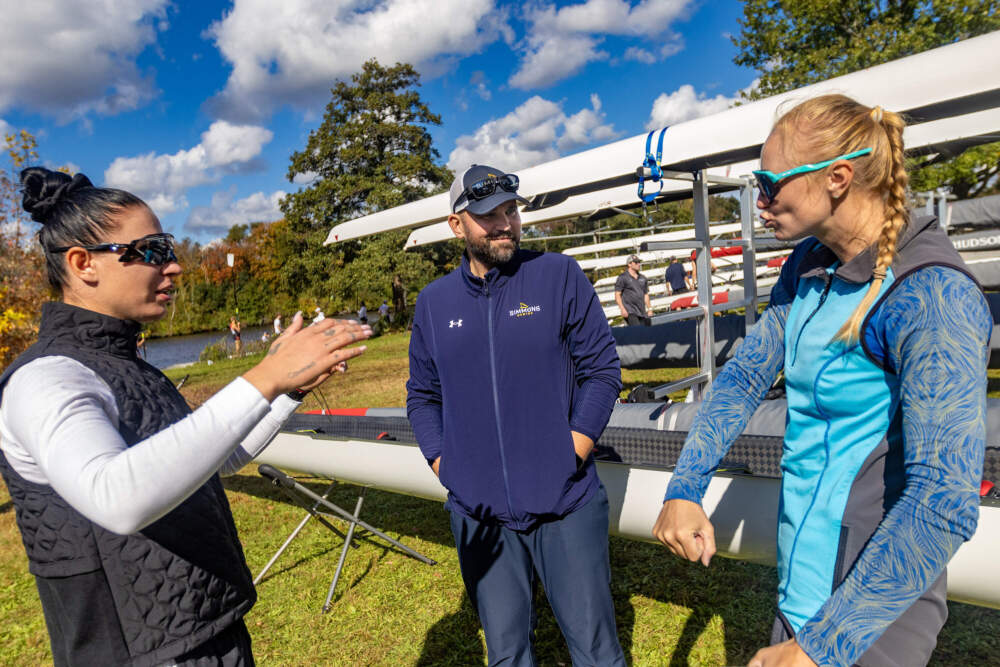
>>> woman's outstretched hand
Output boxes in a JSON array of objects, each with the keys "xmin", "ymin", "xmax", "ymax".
[
  {"xmin": 651, "ymin": 498, "xmax": 716, "ymax": 567},
  {"xmin": 242, "ymin": 312, "xmax": 371, "ymax": 401}
]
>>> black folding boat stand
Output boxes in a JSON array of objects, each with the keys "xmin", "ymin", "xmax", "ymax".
[{"xmin": 255, "ymin": 463, "xmax": 436, "ymax": 612}]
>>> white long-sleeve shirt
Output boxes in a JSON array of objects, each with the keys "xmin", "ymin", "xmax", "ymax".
[{"xmin": 0, "ymin": 356, "xmax": 299, "ymax": 535}]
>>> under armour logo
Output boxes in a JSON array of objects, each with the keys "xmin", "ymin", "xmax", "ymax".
[{"xmin": 449, "ymin": 319, "xmax": 463, "ymax": 328}]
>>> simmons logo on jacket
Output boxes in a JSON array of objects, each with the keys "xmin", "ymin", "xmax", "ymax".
[{"xmin": 509, "ymin": 302, "xmax": 541, "ymax": 318}]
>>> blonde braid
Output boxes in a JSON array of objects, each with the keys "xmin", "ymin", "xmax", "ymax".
[{"xmin": 833, "ymin": 107, "xmax": 909, "ymax": 344}]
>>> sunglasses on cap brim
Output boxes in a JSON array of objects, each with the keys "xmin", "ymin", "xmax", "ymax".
[
  {"xmin": 51, "ymin": 233, "xmax": 178, "ymax": 266},
  {"xmin": 461, "ymin": 173, "xmax": 520, "ymax": 203},
  {"xmin": 752, "ymin": 148, "xmax": 873, "ymax": 201}
]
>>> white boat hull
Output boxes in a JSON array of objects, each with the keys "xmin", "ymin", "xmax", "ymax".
[
  {"xmin": 255, "ymin": 430, "xmax": 1000, "ymax": 609},
  {"xmin": 327, "ymin": 31, "xmax": 1000, "ymax": 247}
]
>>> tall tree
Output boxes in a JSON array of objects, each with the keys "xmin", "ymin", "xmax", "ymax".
[
  {"xmin": 734, "ymin": 1, "xmax": 1000, "ymax": 100},
  {"xmin": 283, "ymin": 59, "xmax": 452, "ymax": 231},
  {"xmin": 733, "ymin": 1, "xmax": 1000, "ymax": 196},
  {"xmin": 280, "ymin": 60, "xmax": 454, "ymax": 304}
]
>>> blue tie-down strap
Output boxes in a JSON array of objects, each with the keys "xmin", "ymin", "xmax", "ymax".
[{"xmin": 637, "ymin": 127, "xmax": 668, "ymax": 204}]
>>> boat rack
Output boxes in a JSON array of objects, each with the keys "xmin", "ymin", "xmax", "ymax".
[{"xmin": 634, "ymin": 169, "xmax": 762, "ymax": 402}]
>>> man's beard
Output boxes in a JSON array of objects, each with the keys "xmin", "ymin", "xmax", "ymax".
[{"xmin": 466, "ymin": 232, "xmax": 520, "ymax": 268}]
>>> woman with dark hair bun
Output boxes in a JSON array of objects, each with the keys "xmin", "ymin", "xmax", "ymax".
[{"xmin": 0, "ymin": 167, "xmax": 371, "ymax": 666}]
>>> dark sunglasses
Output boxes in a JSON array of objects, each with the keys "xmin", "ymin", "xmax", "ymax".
[
  {"xmin": 463, "ymin": 173, "xmax": 520, "ymax": 202},
  {"xmin": 52, "ymin": 233, "xmax": 178, "ymax": 266},
  {"xmin": 753, "ymin": 148, "xmax": 873, "ymax": 202}
]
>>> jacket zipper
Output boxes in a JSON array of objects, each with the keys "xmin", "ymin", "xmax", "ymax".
[
  {"xmin": 484, "ymin": 281, "xmax": 516, "ymax": 521},
  {"xmin": 791, "ymin": 274, "xmax": 832, "ymax": 366}
]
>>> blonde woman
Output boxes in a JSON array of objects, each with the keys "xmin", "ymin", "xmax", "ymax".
[{"xmin": 653, "ymin": 96, "xmax": 990, "ymax": 667}]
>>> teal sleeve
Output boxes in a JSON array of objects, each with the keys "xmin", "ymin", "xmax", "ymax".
[
  {"xmin": 662, "ymin": 302, "xmax": 788, "ymax": 502},
  {"xmin": 795, "ymin": 267, "xmax": 990, "ymax": 667},
  {"xmin": 663, "ymin": 240, "xmax": 806, "ymax": 503}
]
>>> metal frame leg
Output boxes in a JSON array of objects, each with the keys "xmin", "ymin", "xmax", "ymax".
[
  {"xmin": 323, "ymin": 488, "xmax": 366, "ymax": 612},
  {"xmin": 254, "ymin": 479, "xmax": 339, "ymax": 584},
  {"xmin": 257, "ymin": 464, "xmax": 437, "ymax": 612}
]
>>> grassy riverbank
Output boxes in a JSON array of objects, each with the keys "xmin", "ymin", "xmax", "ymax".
[{"xmin": 3, "ymin": 330, "xmax": 1000, "ymax": 664}]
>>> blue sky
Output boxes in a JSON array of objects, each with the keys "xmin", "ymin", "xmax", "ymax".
[{"xmin": 0, "ymin": 0, "xmax": 757, "ymax": 242}]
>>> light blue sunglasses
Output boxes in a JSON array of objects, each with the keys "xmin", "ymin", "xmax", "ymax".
[{"xmin": 753, "ymin": 148, "xmax": 873, "ymax": 201}]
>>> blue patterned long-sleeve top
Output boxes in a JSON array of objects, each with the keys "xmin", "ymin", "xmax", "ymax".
[{"xmin": 663, "ymin": 218, "xmax": 990, "ymax": 667}]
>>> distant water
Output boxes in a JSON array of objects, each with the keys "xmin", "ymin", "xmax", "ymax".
[
  {"xmin": 144, "ymin": 326, "xmax": 271, "ymax": 369},
  {"xmin": 144, "ymin": 315, "xmax": 377, "ymax": 369}
]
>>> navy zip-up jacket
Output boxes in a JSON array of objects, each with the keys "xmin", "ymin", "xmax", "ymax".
[{"xmin": 407, "ymin": 249, "xmax": 621, "ymax": 530}]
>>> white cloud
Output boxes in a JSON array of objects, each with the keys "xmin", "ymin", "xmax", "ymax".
[
  {"xmin": 187, "ymin": 189, "xmax": 287, "ymax": 233},
  {"xmin": 534, "ymin": 0, "xmax": 689, "ymax": 36},
  {"xmin": 0, "ymin": 119, "xmax": 11, "ymax": 147},
  {"xmin": 624, "ymin": 47, "xmax": 657, "ymax": 64},
  {"xmin": 509, "ymin": 33, "xmax": 607, "ymax": 90},
  {"xmin": 104, "ymin": 121, "xmax": 274, "ymax": 214},
  {"xmin": 470, "ymin": 71, "xmax": 492, "ymax": 101},
  {"xmin": 206, "ymin": 0, "xmax": 507, "ymax": 121},
  {"xmin": 448, "ymin": 94, "xmax": 620, "ymax": 173},
  {"xmin": 646, "ymin": 84, "xmax": 738, "ymax": 129},
  {"xmin": 558, "ymin": 94, "xmax": 618, "ymax": 151},
  {"xmin": 510, "ymin": 0, "xmax": 692, "ymax": 89},
  {"xmin": 660, "ymin": 42, "xmax": 684, "ymax": 58},
  {"xmin": 0, "ymin": 0, "xmax": 168, "ymax": 120}
]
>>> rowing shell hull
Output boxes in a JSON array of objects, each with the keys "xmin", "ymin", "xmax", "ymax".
[
  {"xmin": 328, "ymin": 30, "xmax": 1000, "ymax": 246},
  {"xmin": 254, "ymin": 431, "xmax": 1000, "ymax": 609}
]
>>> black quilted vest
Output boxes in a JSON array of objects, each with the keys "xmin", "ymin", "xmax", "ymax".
[{"xmin": 0, "ymin": 302, "xmax": 256, "ymax": 666}]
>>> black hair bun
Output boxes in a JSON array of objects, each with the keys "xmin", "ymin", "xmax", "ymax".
[{"xmin": 20, "ymin": 167, "xmax": 94, "ymax": 224}]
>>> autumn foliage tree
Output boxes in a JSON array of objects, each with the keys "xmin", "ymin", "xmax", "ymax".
[{"xmin": 0, "ymin": 130, "xmax": 48, "ymax": 370}]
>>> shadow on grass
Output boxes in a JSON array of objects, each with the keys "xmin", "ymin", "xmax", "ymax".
[
  {"xmin": 257, "ymin": 544, "xmax": 338, "ymax": 586},
  {"xmin": 229, "ymin": 470, "xmax": 750, "ymax": 663},
  {"xmin": 226, "ymin": 470, "xmax": 1000, "ymax": 666},
  {"xmin": 230, "ymin": 471, "xmax": 763, "ymax": 663},
  {"xmin": 0, "ymin": 500, "xmax": 12, "ymax": 514},
  {"xmin": 416, "ymin": 593, "xmax": 485, "ymax": 666}
]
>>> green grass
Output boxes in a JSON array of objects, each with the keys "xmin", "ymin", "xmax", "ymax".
[{"xmin": 3, "ymin": 330, "xmax": 1000, "ymax": 664}]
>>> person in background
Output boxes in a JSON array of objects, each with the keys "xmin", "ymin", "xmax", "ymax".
[
  {"xmin": 664, "ymin": 256, "xmax": 693, "ymax": 295},
  {"xmin": 408, "ymin": 164, "xmax": 625, "ymax": 666},
  {"xmin": 313, "ymin": 306, "xmax": 325, "ymax": 322},
  {"xmin": 0, "ymin": 167, "xmax": 371, "ymax": 666},
  {"xmin": 652, "ymin": 95, "xmax": 989, "ymax": 667},
  {"xmin": 136, "ymin": 329, "xmax": 147, "ymax": 359},
  {"xmin": 273, "ymin": 313, "xmax": 282, "ymax": 335},
  {"xmin": 392, "ymin": 274, "xmax": 407, "ymax": 316},
  {"xmin": 357, "ymin": 301, "xmax": 368, "ymax": 324},
  {"xmin": 229, "ymin": 315, "xmax": 241, "ymax": 354},
  {"xmin": 689, "ymin": 249, "xmax": 717, "ymax": 291},
  {"xmin": 379, "ymin": 300, "xmax": 389, "ymax": 322},
  {"xmin": 614, "ymin": 254, "xmax": 653, "ymax": 325}
]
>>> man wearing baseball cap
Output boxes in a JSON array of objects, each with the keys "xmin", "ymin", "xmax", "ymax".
[
  {"xmin": 407, "ymin": 164, "xmax": 625, "ymax": 665},
  {"xmin": 615, "ymin": 255, "xmax": 654, "ymax": 325}
]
